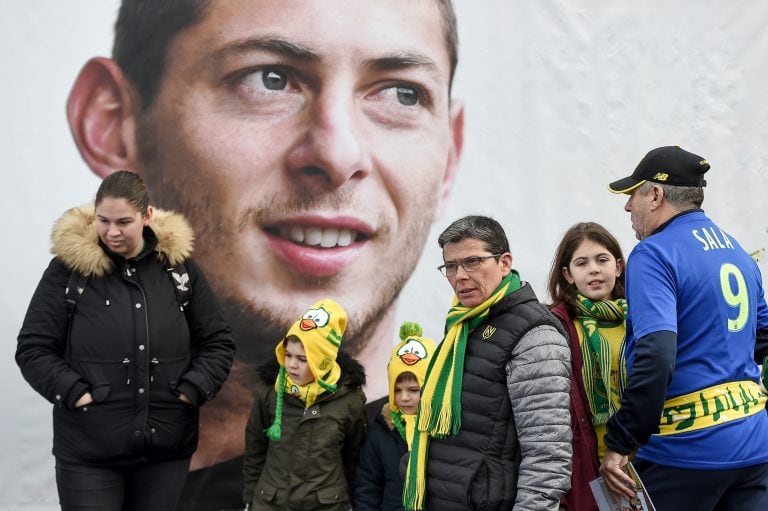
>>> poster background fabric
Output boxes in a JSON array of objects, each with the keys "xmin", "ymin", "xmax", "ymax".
[{"xmin": 2, "ymin": 1, "xmax": 768, "ymax": 508}]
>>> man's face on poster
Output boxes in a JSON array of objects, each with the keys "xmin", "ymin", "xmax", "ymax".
[{"xmin": 135, "ymin": 0, "xmax": 463, "ymax": 359}]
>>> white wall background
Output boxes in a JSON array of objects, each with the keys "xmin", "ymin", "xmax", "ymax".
[{"xmin": 2, "ymin": 1, "xmax": 767, "ymax": 508}]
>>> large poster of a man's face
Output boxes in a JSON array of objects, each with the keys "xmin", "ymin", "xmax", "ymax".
[
  {"xmin": 6, "ymin": 1, "xmax": 768, "ymax": 509},
  {"xmin": 65, "ymin": 0, "xmax": 462, "ymax": 507}
]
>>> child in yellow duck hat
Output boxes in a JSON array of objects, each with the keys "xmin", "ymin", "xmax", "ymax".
[
  {"xmin": 354, "ymin": 322, "xmax": 436, "ymax": 510},
  {"xmin": 243, "ymin": 299, "xmax": 368, "ymax": 511}
]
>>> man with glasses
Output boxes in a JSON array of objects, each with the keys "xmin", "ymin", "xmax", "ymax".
[{"xmin": 403, "ymin": 215, "xmax": 572, "ymax": 510}]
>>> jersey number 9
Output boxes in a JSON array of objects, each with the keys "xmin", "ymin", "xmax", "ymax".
[{"xmin": 720, "ymin": 263, "xmax": 748, "ymax": 332}]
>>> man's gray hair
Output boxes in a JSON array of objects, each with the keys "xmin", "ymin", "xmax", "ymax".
[
  {"xmin": 639, "ymin": 181, "xmax": 704, "ymax": 210},
  {"xmin": 438, "ymin": 215, "xmax": 510, "ymax": 255}
]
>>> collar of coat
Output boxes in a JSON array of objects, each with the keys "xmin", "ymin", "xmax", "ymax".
[{"xmin": 51, "ymin": 204, "xmax": 194, "ymax": 277}]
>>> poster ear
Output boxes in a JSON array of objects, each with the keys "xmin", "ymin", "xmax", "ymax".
[
  {"xmin": 435, "ymin": 100, "xmax": 465, "ymax": 218},
  {"xmin": 66, "ymin": 57, "xmax": 140, "ymax": 179}
]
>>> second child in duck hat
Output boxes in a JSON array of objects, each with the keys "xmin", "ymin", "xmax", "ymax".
[{"xmin": 388, "ymin": 322, "xmax": 436, "ymax": 448}]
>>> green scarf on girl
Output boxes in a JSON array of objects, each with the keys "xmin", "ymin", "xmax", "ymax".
[{"xmin": 573, "ymin": 292, "xmax": 627, "ymax": 425}]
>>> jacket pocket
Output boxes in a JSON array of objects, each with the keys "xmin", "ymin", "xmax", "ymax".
[
  {"xmin": 89, "ymin": 382, "xmax": 111, "ymax": 403},
  {"xmin": 316, "ymin": 485, "xmax": 348, "ymax": 505},
  {"xmin": 147, "ymin": 402, "xmax": 198, "ymax": 458},
  {"xmin": 467, "ymin": 460, "xmax": 491, "ymax": 511},
  {"xmin": 69, "ymin": 357, "xmax": 131, "ymax": 404},
  {"xmin": 53, "ymin": 405, "xmax": 136, "ymax": 463},
  {"xmin": 468, "ymin": 458, "xmax": 513, "ymax": 511},
  {"xmin": 253, "ymin": 480, "xmax": 279, "ymax": 508},
  {"xmin": 151, "ymin": 355, "xmax": 191, "ymax": 405}
]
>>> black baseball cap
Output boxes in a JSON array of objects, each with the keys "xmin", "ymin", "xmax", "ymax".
[{"xmin": 608, "ymin": 145, "xmax": 710, "ymax": 194}]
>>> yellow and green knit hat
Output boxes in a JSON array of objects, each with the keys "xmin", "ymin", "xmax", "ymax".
[
  {"xmin": 387, "ymin": 322, "xmax": 436, "ymax": 414},
  {"xmin": 266, "ymin": 298, "xmax": 347, "ymax": 441},
  {"xmin": 276, "ymin": 298, "xmax": 346, "ymax": 385}
]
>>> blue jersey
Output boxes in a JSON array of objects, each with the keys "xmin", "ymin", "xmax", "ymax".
[{"xmin": 625, "ymin": 210, "xmax": 768, "ymax": 469}]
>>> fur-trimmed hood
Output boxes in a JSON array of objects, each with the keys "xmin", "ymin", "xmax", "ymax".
[
  {"xmin": 379, "ymin": 401, "xmax": 396, "ymax": 430},
  {"xmin": 255, "ymin": 350, "xmax": 367, "ymax": 390},
  {"xmin": 50, "ymin": 204, "xmax": 194, "ymax": 277}
]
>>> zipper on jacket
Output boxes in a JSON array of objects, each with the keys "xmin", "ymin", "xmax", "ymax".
[
  {"xmin": 124, "ymin": 263, "xmax": 152, "ymax": 388},
  {"xmin": 136, "ymin": 277, "xmax": 152, "ymax": 430},
  {"xmin": 138, "ymin": 285, "xmax": 151, "ymax": 373}
]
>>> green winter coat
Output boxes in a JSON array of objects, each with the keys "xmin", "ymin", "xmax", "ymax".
[{"xmin": 243, "ymin": 352, "xmax": 368, "ymax": 510}]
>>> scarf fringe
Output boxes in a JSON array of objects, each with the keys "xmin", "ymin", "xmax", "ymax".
[
  {"xmin": 427, "ymin": 407, "xmax": 462, "ymax": 439},
  {"xmin": 403, "ymin": 431, "xmax": 429, "ymax": 511}
]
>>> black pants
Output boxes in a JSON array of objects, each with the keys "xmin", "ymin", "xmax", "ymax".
[
  {"xmin": 634, "ymin": 459, "xmax": 768, "ymax": 511},
  {"xmin": 55, "ymin": 456, "xmax": 191, "ymax": 511}
]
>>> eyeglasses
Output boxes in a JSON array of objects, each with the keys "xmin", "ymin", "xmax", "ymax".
[{"xmin": 437, "ymin": 254, "xmax": 502, "ymax": 277}]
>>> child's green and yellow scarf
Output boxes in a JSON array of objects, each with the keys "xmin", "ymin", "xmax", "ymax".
[{"xmin": 573, "ymin": 292, "xmax": 627, "ymax": 425}]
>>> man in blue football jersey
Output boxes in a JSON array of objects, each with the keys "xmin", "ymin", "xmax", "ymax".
[{"xmin": 600, "ymin": 145, "xmax": 768, "ymax": 509}]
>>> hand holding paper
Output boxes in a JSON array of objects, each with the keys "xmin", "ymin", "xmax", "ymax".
[{"xmin": 599, "ymin": 449, "xmax": 636, "ymax": 501}]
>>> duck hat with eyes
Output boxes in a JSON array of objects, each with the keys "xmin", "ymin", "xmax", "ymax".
[
  {"xmin": 267, "ymin": 298, "xmax": 347, "ymax": 441},
  {"xmin": 387, "ymin": 321, "xmax": 436, "ymax": 413},
  {"xmin": 275, "ymin": 298, "xmax": 347, "ymax": 389}
]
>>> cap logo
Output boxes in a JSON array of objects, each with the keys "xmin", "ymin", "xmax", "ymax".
[
  {"xmin": 699, "ymin": 159, "xmax": 708, "ymax": 166},
  {"xmin": 652, "ymin": 172, "xmax": 669, "ymax": 181},
  {"xmin": 397, "ymin": 338, "xmax": 428, "ymax": 365},
  {"xmin": 318, "ymin": 356, "xmax": 331, "ymax": 371},
  {"xmin": 482, "ymin": 325, "xmax": 496, "ymax": 340}
]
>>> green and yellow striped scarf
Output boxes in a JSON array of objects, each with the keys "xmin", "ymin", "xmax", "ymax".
[
  {"xmin": 391, "ymin": 408, "xmax": 418, "ymax": 449},
  {"xmin": 574, "ymin": 292, "xmax": 627, "ymax": 425},
  {"xmin": 403, "ymin": 271, "xmax": 521, "ymax": 510}
]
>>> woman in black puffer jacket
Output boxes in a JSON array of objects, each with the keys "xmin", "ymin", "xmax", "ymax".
[{"xmin": 16, "ymin": 170, "xmax": 236, "ymax": 511}]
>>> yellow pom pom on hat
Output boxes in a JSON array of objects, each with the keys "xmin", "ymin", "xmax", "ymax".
[
  {"xmin": 266, "ymin": 298, "xmax": 347, "ymax": 441},
  {"xmin": 388, "ymin": 321, "xmax": 436, "ymax": 414}
]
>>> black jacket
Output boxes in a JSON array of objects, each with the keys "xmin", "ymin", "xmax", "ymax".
[
  {"xmin": 16, "ymin": 205, "xmax": 236, "ymax": 465},
  {"xmin": 355, "ymin": 403, "xmax": 409, "ymax": 511}
]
